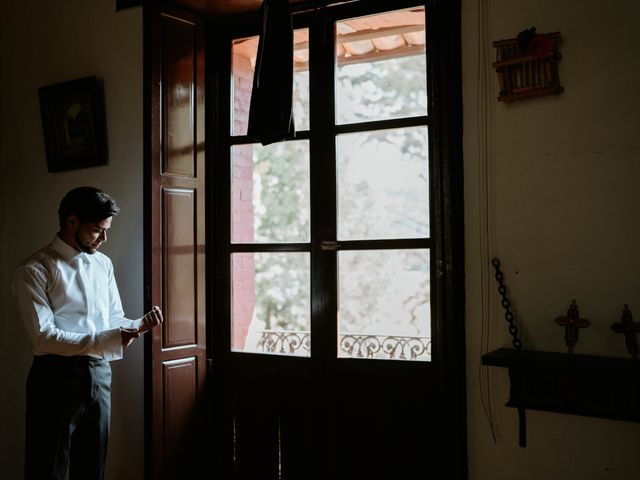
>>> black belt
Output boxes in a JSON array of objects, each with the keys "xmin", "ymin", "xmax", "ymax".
[{"xmin": 33, "ymin": 354, "xmax": 105, "ymax": 365}]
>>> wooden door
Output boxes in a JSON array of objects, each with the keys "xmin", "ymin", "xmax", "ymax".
[
  {"xmin": 209, "ymin": 1, "xmax": 466, "ymax": 479},
  {"xmin": 144, "ymin": 3, "xmax": 206, "ymax": 479}
]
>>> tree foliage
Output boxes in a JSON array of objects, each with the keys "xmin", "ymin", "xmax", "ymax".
[{"xmin": 251, "ymin": 51, "xmax": 430, "ymax": 338}]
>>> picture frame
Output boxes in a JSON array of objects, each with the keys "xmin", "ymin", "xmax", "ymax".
[
  {"xmin": 38, "ymin": 76, "xmax": 108, "ymax": 173},
  {"xmin": 115, "ymin": 0, "xmax": 142, "ymax": 11}
]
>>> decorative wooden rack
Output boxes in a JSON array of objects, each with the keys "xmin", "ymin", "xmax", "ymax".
[
  {"xmin": 493, "ymin": 32, "xmax": 564, "ymax": 102},
  {"xmin": 482, "ymin": 348, "xmax": 640, "ymax": 446}
]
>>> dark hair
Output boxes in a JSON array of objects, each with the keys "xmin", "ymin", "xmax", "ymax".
[{"xmin": 58, "ymin": 186, "xmax": 121, "ymax": 227}]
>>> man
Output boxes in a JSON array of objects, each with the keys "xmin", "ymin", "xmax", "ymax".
[{"xmin": 12, "ymin": 186, "xmax": 163, "ymax": 479}]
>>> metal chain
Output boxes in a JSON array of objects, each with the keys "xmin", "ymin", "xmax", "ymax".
[{"xmin": 491, "ymin": 258, "xmax": 523, "ymax": 351}]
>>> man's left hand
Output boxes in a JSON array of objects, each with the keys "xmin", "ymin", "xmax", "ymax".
[{"xmin": 139, "ymin": 305, "xmax": 163, "ymax": 333}]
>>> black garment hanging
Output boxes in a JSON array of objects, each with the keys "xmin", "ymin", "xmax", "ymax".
[{"xmin": 246, "ymin": 0, "xmax": 295, "ymax": 146}]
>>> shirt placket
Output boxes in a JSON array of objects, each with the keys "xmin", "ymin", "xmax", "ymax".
[{"xmin": 76, "ymin": 257, "xmax": 94, "ymax": 327}]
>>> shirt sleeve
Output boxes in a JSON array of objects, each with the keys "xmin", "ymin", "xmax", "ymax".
[
  {"xmin": 106, "ymin": 259, "xmax": 143, "ymax": 331},
  {"xmin": 13, "ymin": 264, "xmax": 124, "ymax": 361}
]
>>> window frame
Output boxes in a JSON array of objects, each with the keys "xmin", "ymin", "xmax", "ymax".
[{"xmin": 209, "ymin": 0, "xmax": 462, "ymax": 378}]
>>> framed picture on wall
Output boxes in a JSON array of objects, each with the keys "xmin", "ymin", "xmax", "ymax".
[
  {"xmin": 38, "ymin": 76, "xmax": 108, "ymax": 173},
  {"xmin": 116, "ymin": 0, "xmax": 142, "ymax": 11}
]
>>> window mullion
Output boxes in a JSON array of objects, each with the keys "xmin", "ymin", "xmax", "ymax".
[{"xmin": 309, "ymin": 12, "xmax": 338, "ymax": 363}]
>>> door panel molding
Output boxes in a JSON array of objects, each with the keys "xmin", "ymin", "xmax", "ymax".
[{"xmin": 145, "ymin": 3, "xmax": 206, "ymax": 478}]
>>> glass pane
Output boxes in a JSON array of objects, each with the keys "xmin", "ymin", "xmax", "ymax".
[
  {"xmin": 335, "ymin": 7, "xmax": 426, "ymax": 124},
  {"xmin": 231, "ymin": 140, "xmax": 310, "ymax": 243},
  {"xmin": 231, "ymin": 29, "xmax": 310, "ymax": 136},
  {"xmin": 232, "ymin": 252, "xmax": 310, "ymax": 357},
  {"xmin": 338, "ymin": 249, "xmax": 431, "ymax": 362},
  {"xmin": 337, "ymin": 127, "xmax": 429, "ymax": 240}
]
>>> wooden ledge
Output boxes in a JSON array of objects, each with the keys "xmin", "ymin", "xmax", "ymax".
[{"xmin": 482, "ymin": 348, "xmax": 640, "ymax": 425}]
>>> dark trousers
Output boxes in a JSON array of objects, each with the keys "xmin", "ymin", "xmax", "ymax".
[{"xmin": 25, "ymin": 355, "xmax": 112, "ymax": 480}]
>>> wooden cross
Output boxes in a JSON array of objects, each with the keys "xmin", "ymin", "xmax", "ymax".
[
  {"xmin": 611, "ymin": 305, "xmax": 640, "ymax": 359},
  {"xmin": 554, "ymin": 300, "xmax": 590, "ymax": 353}
]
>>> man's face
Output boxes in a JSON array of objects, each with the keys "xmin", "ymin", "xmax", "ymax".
[{"xmin": 73, "ymin": 216, "xmax": 112, "ymax": 254}]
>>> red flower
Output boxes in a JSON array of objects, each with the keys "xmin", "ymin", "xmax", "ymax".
[{"xmin": 527, "ymin": 35, "xmax": 554, "ymax": 57}]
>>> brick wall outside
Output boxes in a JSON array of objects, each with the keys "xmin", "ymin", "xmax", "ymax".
[{"xmin": 231, "ymin": 53, "xmax": 255, "ymax": 350}]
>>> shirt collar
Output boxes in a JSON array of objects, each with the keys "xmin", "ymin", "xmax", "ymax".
[{"xmin": 50, "ymin": 234, "xmax": 91, "ymax": 265}]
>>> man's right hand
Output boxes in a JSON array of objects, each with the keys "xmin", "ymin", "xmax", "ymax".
[{"xmin": 121, "ymin": 328, "xmax": 140, "ymax": 349}]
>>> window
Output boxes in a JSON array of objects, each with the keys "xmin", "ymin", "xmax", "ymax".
[
  {"xmin": 226, "ymin": 4, "xmax": 431, "ymax": 362},
  {"xmin": 230, "ymin": 29, "xmax": 312, "ymax": 356}
]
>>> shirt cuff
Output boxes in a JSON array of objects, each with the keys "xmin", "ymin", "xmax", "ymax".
[{"xmin": 99, "ymin": 328, "xmax": 124, "ymax": 361}]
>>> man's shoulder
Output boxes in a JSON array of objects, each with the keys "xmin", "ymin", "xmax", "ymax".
[
  {"xmin": 16, "ymin": 244, "xmax": 58, "ymax": 271},
  {"xmin": 13, "ymin": 244, "xmax": 60, "ymax": 286}
]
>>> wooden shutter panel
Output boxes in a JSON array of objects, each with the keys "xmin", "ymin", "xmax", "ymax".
[{"xmin": 145, "ymin": 4, "xmax": 206, "ymax": 478}]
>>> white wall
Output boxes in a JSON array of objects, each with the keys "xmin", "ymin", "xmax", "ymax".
[
  {"xmin": 0, "ymin": 0, "xmax": 144, "ymax": 478},
  {"xmin": 463, "ymin": 0, "xmax": 640, "ymax": 478}
]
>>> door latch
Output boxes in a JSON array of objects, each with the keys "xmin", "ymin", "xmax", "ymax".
[{"xmin": 320, "ymin": 241, "xmax": 341, "ymax": 251}]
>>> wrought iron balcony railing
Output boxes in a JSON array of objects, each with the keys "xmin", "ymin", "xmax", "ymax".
[{"xmin": 256, "ymin": 330, "xmax": 431, "ymax": 361}]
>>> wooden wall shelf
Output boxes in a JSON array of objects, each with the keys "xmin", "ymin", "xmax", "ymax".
[
  {"xmin": 482, "ymin": 348, "xmax": 640, "ymax": 446},
  {"xmin": 483, "ymin": 348, "xmax": 640, "ymax": 422},
  {"xmin": 493, "ymin": 32, "xmax": 564, "ymax": 103}
]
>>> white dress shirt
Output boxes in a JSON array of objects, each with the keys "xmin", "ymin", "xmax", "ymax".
[{"xmin": 13, "ymin": 235, "xmax": 142, "ymax": 361}]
